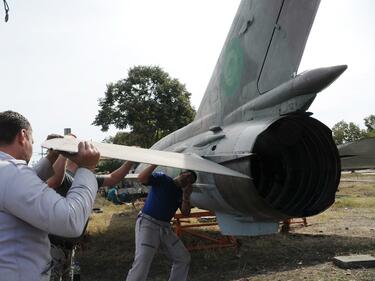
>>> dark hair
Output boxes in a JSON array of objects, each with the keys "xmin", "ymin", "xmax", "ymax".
[
  {"xmin": 0, "ymin": 111, "xmax": 31, "ymax": 145},
  {"xmin": 181, "ymin": 170, "xmax": 197, "ymax": 183}
]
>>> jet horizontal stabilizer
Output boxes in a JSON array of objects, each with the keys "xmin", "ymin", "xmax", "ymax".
[{"xmin": 42, "ymin": 138, "xmax": 250, "ymax": 179}]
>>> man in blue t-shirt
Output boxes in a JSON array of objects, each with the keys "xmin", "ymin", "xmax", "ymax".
[{"xmin": 125, "ymin": 164, "xmax": 197, "ymax": 281}]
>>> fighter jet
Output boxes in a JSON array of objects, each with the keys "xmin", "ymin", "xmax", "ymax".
[
  {"xmin": 44, "ymin": 0, "xmax": 347, "ymax": 235},
  {"xmin": 339, "ymin": 138, "xmax": 375, "ymax": 171}
]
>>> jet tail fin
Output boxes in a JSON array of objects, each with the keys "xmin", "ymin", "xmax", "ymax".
[{"xmin": 196, "ymin": 0, "xmax": 321, "ymax": 126}]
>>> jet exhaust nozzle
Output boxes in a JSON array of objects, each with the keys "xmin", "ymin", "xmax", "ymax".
[
  {"xmin": 213, "ymin": 115, "xmax": 340, "ymax": 220},
  {"xmin": 251, "ymin": 115, "xmax": 340, "ymax": 217}
]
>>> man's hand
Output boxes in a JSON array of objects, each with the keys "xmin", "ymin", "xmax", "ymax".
[
  {"xmin": 46, "ymin": 134, "xmax": 64, "ymax": 140},
  {"xmin": 45, "ymin": 134, "xmax": 64, "ymax": 164},
  {"xmin": 66, "ymin": 141, "xmax": 100, "ymax": 171}
]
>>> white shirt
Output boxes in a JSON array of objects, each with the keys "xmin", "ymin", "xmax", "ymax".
[{"xmin": 0, "ymin": 151, "xmax": 98, "ymax": 281}]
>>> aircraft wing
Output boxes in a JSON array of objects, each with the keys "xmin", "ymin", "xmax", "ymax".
[
  {"xmin": 42, "ymin": 138, "xmax": 250, "ymax": 179},
  {"xmin": 338, "ymin": 138, "xmax": 375, "ymax": 171}
]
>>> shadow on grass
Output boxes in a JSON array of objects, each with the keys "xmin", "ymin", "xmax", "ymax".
[{"xmin": 77, "ymin": 210, "xmax": 375, "ymax": 281}]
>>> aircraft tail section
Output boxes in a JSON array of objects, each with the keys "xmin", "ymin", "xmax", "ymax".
[{"xmin": 196, "ymin": 0, "xmax": 320, "ymax": 126}]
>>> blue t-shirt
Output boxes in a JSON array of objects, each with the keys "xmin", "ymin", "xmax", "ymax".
[{"xmin": 142, "ymin": 172, "xmax": 182, "ymax": 222}]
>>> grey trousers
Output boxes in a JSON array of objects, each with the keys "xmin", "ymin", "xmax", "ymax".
[{"xmin": 125, "ymin": 214, "xmax": 190, "ymax": 281}]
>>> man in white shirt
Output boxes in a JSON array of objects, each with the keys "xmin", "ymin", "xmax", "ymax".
[{"xmin": 0, "ymin": 110, "xmax": 100, "ymax": 281}]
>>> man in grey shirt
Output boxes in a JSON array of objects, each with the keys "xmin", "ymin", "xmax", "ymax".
[{"xmin": 0, "ymin": 110, "xmax": 100, "ymax": 281}]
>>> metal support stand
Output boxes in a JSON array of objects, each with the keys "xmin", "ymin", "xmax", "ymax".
[
  {"xmin": 172, "ymin": 210, "xmax": 237, "ymax": 252},
  {"xmin": 280, "ymin": 217, "xmax": 308, "ymax": 233}
]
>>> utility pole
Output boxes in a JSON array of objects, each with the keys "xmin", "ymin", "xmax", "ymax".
[{"xmin": 64, "ymin": 128, "xmax": 71, "ymax": 136}]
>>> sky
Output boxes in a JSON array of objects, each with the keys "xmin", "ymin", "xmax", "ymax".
[{"xmin": 0, "ymin": 0, "xmax": 374, "ymax": 161}]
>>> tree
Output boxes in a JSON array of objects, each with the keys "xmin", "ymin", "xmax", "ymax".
[
  {"xmin": 93, "ymin": 66, "xmax": 196, "ymax": 148},
  {"xmin": 103, "ymin": 131, "xmax": 143, "ymax": 147},
  {"xmin": 96, "ymin": 159, "xmax": 124, "ymax": 174},
  {"xmin": 364, "ymin": 115, "xmax": 375, "ymax": 132},
  {"xmin": 332, "ymin": 120, "xmax": 366, "ymax": 145},
  {"xmin": 332, "ymin": 121, "xmax": 347, "ymax": 145},
  {"xmin": 347, "ymin": 122, "xmax": 366, "ymax": 142}
]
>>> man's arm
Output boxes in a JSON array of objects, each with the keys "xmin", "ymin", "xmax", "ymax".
[
  {"xmin": 180, "ymin": 184, "xmax": 193, "ymax": 216},
  {"xmin": 2, "ymin": 141, "xmax": 101, "ymax": 237},
  {"xmin": 138, "ymin": 164, "xmax": 157, "ymax": 184},
  {"xmin": 33, "ymin": 149, "xmax": 59, "ymax": 181},
  {"xmin": 34, "ymin": 134, "xmax": 63, "ymax": 181},
  {"xmin": 100, "ymin": 161, "xmax": 133, "ymax": 187},
  {"xmin": 47, "ymin": 155, "xmax": 67, "ymax": 188}
]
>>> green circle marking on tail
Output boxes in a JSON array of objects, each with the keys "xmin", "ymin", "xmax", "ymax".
[{"xmin": 221, "ymin": 37, "xmax": 244, "ymax": 97}]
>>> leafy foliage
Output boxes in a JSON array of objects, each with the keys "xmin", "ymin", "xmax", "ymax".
[
  {"xmin": 332, "ymin": 120, "xmax": 366, "ymax": 145},
  {"xmin": 364, "ymin": 115, "xmax": 375, "ymax": 132},
  {"xmin": 93, "ymin": 66, "xmax": 195, "ymax": 148},
  {"xmin": 96, "ymin": 159, "xmax": 124, "ymax": 174},
  {"xmin": 367, "ymin": 129, "xmax": 375, "ymax": 138}
]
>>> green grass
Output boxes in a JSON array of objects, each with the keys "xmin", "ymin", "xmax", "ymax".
[{"xmin": 333, "ymin": 197, "xmax": 375, "ymax": 208}]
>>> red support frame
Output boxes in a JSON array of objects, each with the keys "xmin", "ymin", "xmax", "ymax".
[
  {"xmin": 172, "ymin": 210, "xmax": 237, "ymax": 252},
  {"xmin": 280, "ymin": 217, "xmax": 308, "ymax": 233}
]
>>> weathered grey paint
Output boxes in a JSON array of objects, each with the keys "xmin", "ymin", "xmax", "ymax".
[
  {"xmin": 339, "ymin": 138, "xmax": 375, "ymax": 171},
  {"xmin": 145, "ymin": 0, "xmax": 347, "ymax": 235}
]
